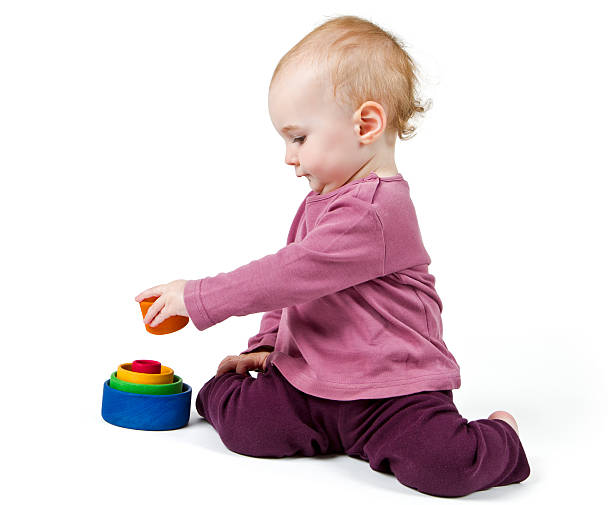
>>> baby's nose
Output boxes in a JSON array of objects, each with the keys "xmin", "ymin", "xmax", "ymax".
[{"xmin": 285, "ymin": 149, "xmax": 299, "ymax": 167}]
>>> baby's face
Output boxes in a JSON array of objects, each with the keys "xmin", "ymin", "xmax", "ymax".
[{"xmin": 269, "ymin": 64, "xmax": 371, "ymax": 195}]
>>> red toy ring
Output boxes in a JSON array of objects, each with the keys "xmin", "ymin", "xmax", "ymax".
[{"xmin": 131, "ymin": 360, "xmax": 162, "ymax": 374}]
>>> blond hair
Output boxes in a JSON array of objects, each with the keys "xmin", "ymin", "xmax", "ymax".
[{"xmin": 270, "ymin": 15, "xmax": 431, "ymax": 141}]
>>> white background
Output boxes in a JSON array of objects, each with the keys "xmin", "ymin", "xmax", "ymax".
[{"xmin": 2, "ymin": 0, "xmax": 610, "ymax": 503}]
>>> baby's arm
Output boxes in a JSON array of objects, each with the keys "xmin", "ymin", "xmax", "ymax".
[{"xmin": 183, "ymin": 196, "xmax": 385, "ymax": 331}]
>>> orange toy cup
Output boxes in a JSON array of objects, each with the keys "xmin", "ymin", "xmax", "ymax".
[{"xmin": 139, "ymin": 296, "xmax": 189, "ymax": 335}]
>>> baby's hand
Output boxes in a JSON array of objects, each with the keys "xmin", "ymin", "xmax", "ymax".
[
  {"xmin": 134, "ymin": 279, "xmax": 189, "ymax": 328},
  {"xmin": 216, "ymin": 351, "xmax": 271, "ymax": 377}
]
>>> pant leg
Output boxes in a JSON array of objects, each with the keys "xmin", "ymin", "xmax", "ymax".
[
  {"xmin": 340, "ymin": 389, "xmax": 531, "ymax": 498},
  {"xmin": 196, "ymin": 353, "xmax": 344, "ymax": 458}
]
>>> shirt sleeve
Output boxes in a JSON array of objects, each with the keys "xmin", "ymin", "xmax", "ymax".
[
  {"xmin": 239, "ymin": 308, "xmax": 282, "ymax": 355},
  {"xmin": 183, "ymin": 194, "xmax": 385, "ymax": 331}
]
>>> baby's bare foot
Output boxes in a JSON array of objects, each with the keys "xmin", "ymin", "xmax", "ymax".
[{"xmin": 488, "ymin": 410, "xmax": 519, "ymax": 436}]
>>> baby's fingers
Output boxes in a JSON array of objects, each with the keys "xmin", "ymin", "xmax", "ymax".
[
  {"xmin": 235, "ymin": 356, "xmax": 258, "ymax": 375},
  {"xmin": 148, "ymin": 307, "xmax": 169, "ymax": 327},
  {"xmin": 135, "ymin": 285, "xmax": 164, "ymax": 302},
  {"xmin": 143, "ymin": 297, "xmax": 164, "ymax": 325},
  {"xmin": 216, "ymin": 356, "xmax": 239, "ymax": 377}
]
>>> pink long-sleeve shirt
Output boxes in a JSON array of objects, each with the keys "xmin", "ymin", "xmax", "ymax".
[{"xmin": 184, "ymin": 172, "xmax": 461, "ymax": 400}]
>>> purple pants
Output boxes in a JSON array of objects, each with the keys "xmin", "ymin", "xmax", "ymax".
[{"xmin": 196, "ymin": 353, "xmax": 530, "ymax": 498}]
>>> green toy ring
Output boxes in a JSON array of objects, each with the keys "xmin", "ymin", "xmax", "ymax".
[{"xmin": 109, "ymin": 371, "xmax": 183, "ymax": 395}]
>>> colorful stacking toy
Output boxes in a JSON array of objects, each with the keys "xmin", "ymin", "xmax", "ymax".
[{"xmin": 101, "ymin": 359, "xmax": 191, "ymax": 430}]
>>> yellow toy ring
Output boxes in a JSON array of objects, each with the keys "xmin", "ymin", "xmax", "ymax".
[{"xmin": 117, "ymin": 363, "xmax": 174, "ymax": 385}]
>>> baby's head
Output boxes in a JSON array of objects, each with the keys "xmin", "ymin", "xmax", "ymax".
[{"xmin": 268, "ymin": 15, "xmax": 430, "ymax": 195}]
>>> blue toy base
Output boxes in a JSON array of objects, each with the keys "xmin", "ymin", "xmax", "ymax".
[{"xmin": 101, "ymin": 379, "xmax": 192, "ymax": 431}]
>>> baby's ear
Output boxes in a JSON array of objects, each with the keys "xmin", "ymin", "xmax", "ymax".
[{"xmin": 354, "ymin": 100, "xmax": 386, "ymax": 144}]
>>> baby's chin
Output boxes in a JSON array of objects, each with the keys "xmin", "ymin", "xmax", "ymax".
[{"xmin": 306, "ymin": 176, "xmax": 319, "ymax": 191}]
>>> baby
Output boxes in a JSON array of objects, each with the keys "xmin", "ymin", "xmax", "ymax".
[{"xmin": 134, "ymin": 15, "xmax": 530, "ymax": 498}]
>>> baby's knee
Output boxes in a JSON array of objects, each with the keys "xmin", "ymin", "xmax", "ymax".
[
  {"xmin": 195, "ymin": 374, "xmax": 287, "ymax": 457},
  {"xmin": 195, "ymin": 372, "xmax": 249, "ymax": 425}
]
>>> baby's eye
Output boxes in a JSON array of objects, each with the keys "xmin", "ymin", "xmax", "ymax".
[{"xmin": 292, "ymin": 136, "xmax": 305, "ymax": 144}]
